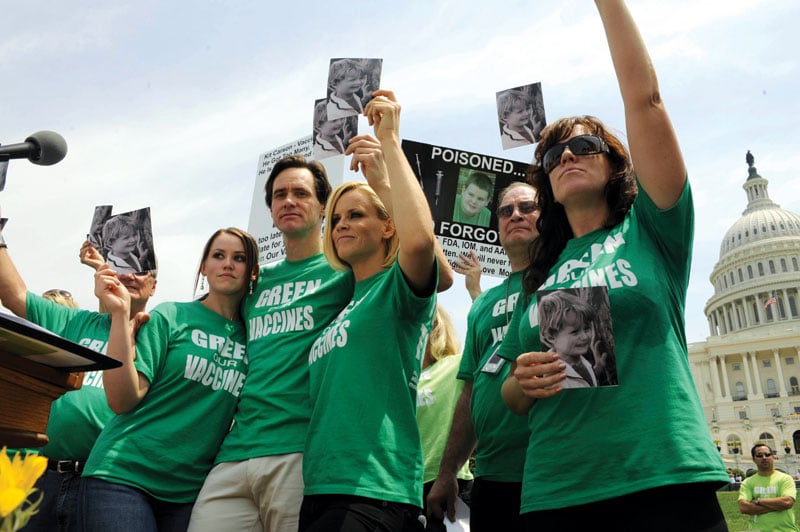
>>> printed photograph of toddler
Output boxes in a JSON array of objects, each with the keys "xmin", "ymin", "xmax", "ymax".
[{"xmin": 537, "ymin": 287, "xmax": 617, "ymax": 388}]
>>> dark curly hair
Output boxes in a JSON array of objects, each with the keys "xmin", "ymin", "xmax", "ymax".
[
  {"xmin": 264, "ymin": 155, "xmax": 331, "ymax": 210},
  {"xmin": 523, "ymin": 116, "xmax": 637, "ymax": 295}
]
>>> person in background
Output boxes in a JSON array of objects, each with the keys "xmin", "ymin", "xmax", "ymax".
[
  {"xmin": 499, "ymin": 1, "xmax": 729, "ymax": 529},
  {"xmin": 428, "ymin": 182, "xmax": 538, "ymax": 532},
  {"xmin": 80, "ymin": 227, "xmax": 258, "ymax": 531},
  {"xmin": 417, "ymin": 304, "xmax": 473, "ymax": 532},
  {"xmin": 41, "ymin": 288, "xmax": 79, "ymax": 309},
  {"xmin": 0, "ymin": 231, "xmax": 157, "ymax": 532},
  {"xmin": 738, "ymin": 444, "xmax": 799, "ymax": 532}
]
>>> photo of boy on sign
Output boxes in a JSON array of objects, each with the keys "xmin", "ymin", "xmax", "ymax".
[{"xmin": 452, "ymin": 170, "xmax": 495, "ymax": 228}]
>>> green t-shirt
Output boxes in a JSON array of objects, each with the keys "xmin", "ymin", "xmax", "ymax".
[
  {"xmin": 304, "ymin": 260, "xmax": 437, "ymax": 507},
  {"xmin": 498, "ymin": 180, "xmax": 728, "ymax": 512},
  {"xmin": 457, "ymin": 271, "xmax": 529, "ymax": 481},
  {"xmin": 83, "ymin": 301, "xmax": 247, "ymax": 503},
  {"xmin": 417, "ymin": 354, "xmax": 473, "ymax": 483},
  {"xmin": 452, "ymin": 194, "xmax": 491, "ymax": 227},
  {"xmin": 738, "ymin": 470, "xmax": 800, "ymax": 531},
  {"xmin": 25, "ymin": 292, "xmax": 113, "ymax": 461},
  {"xmin": 214, "ymin": 254, "xmax": 354, "ymax": 462}
]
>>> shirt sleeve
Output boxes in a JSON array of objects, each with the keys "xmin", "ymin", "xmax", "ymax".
[{"xmin": 131, "ymin": 305, "xmax": 172, "ymax": 384}]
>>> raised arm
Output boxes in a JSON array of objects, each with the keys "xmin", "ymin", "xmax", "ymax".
[
  {"xmin": 596, "ymin": 0, "xmax": 685, "ymax": 209},
  {"xmin": 352, "ymin": 91, "xmax": 442, "ymax": 292},
  {"xmin": 94, "ymin": 264, "xmax": 149, "ymax": 413},
  {"xmin": 0, "ymin": 233, "xmax": 29, "ymax": 318}
]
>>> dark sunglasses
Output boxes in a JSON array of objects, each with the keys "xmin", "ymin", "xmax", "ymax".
[
  {"xmin": 542, "ymin": 134, "xmax": 609, "ymax": 174},
  {"xmin": 497, "ymin": 200, "xmax": 537, "ymax": 219},
  {"xmin": 755, "ymin": 452, "xmax": 773, "ymax": 458}
]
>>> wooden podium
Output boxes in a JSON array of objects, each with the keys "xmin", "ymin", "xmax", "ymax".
[
  {"xmin": 0, "ymin": 351, "xmax": 83, "ymax": 448},
  {"xmin": 0, "ymin": 312, "xmax": 121, "ymax": 448}
]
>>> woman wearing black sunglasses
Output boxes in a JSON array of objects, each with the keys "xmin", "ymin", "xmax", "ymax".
[{"xmin": 498, "ymin": 1, "xmax": 729, "ymax": 530}]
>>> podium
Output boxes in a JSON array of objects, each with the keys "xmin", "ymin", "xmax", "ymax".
[{"xmin": 0, "ymin": 312, "xmax": 122, "ymax": 448}]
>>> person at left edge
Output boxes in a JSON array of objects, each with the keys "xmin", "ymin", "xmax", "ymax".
[
  {"xmin": 79, "ymin": 228, "xmax": 258, "ymax": 532},
  {"xmin": 299, "ymin": 90, "xmax": 444, "ymax": 532},
  {"xmin": 0, "ymin": 230, "xmax": 157, "ymax": 532}
]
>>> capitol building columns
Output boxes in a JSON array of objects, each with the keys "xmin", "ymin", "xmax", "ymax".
[{"xmin": 690, "ymin": 152, "xmax": 800, "ymax": 474}]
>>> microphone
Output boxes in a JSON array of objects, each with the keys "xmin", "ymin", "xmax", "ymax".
[{"xmin": 0, "ymin": 131, "xmax": 67, "ymax": 166}]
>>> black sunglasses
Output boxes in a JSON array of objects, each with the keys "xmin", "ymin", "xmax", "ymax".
[
  {"xmin": 755, "ymin": 452, "xmax": 773, "ymax": 458},
  {"xmin": 542, "ymin": 134, "xmax": 609, "ymax": 174},
  {"xmin": 497, "ymin": 200, "xmax": 537, "ymax": 219}
]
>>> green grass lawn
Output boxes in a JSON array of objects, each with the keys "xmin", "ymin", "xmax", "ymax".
[{"xmin": 718, "ymin": 491, "xmax": 800, "ymax": 530}]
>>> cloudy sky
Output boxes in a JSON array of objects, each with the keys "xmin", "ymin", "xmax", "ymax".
[{"xmin": 1, "ymin": 0, "xmax": 798, "ymax": 346}]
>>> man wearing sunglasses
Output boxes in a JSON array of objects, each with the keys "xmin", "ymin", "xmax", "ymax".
[
  {"xmin": 428, "ymin": 181, "xmax": 538, "ymax": 532},
  {"xmin": 738, "ymin": 443, "xmax": 800, "ymax": 531},
  {"xmin": 0, "ymin": 231, "xmax": 157, "ymax": 532}
]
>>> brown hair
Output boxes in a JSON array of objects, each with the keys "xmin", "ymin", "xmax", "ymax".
[
  {"xmin": 194, "ymin": 227, "xmax": 260, "ymax": 298},
  {"xmin": 524, "ymin": 116, "xmax": 637, "ymax": 294},
  {"xmin": 264, "ymin": 155, "xmax": 331, "ymax": 210}
]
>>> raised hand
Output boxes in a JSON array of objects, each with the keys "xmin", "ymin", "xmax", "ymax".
[
  {"xmin": 93, "ymin": 264, "xmax": 130, "ymax": 317},
  {"xmin": 80, "ymin": 240, "xmax": 105, "ymax": 271},
  {"xmin": 453, "ymin": 250, "xmax": 482, "ymax": 301},
  {"xmin": 363, "ymin": 89, "xmax": 401, "ymax": 142}
]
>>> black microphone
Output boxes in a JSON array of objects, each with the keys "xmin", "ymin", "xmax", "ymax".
[{"xmin": 0, "ymin": 131, "xmax": 67, "ymax": 166}]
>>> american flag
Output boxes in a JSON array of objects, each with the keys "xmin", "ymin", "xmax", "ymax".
[{"xmin": 764, "ymin": 294, "xmax": 778, "ymax": 310}]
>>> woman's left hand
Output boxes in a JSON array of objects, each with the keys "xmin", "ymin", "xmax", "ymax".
[
  {"xmin": 364, "ymin": 89, "xmax": 401, "ymax": 141},
  {"xmin": 514, "ymin": 351, "xmax": 567, "ymax": 398}
]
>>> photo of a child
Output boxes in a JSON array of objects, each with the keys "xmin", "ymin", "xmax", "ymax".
[
  {"xmin": 325, "ymin": 58, "xmax": 382, "ymax": 120},
  {"xmin": 537, "ymin": 287, "xmax": 617, "ymax": 388},
  {"xmin": 496, "ymin": 83, "xmax": 546, "ymax": 150},
  {"xmin": 452, "ymin": 170, "xmax": 495, "ymax": 227},
  {"xmin": 99, "ymin": 207, "xmax": 156, "ymax": 275}
]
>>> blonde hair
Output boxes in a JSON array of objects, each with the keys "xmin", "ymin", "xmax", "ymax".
[
  {"xmin": 323, "ymin": 181, "xmax": 399, "ymax": 272},
  {"xmin": 42, "ymin": 289, "xmax": 78, "ymax": 309},
  {"xmin": 427, "ymin": 304, "xmax": 461, "ymax": 362}
]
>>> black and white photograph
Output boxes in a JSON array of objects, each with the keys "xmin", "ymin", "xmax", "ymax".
[
  {"xmin": 496, "ymin": 82, "xmax": 546, "ymax": 150},
  {"xmin": 537, "ymin": 286, "xmax": 618, "ymax": 388},
  {"xmin": 312, "ymin": 98, "xmax": 357, "ymax": 161},
  {"xmin": 87, "ymin": 204, "xmax": 112, "ymax": 249},
  {"xmin": 99, "ymin": 207, "xmax": 156, "ymax": 275},
  {"xmin": 325, "ymin": 57, "xmax": 382, "ymax": 120}
]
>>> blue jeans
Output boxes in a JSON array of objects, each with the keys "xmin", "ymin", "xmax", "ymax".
[
  {"xmin": 21, "ymin": 469, "xmax": 81, "ymax": 532},
  {"xmin": 79, "ymin": 477, "xmax": 193, "ymax": 532}
]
